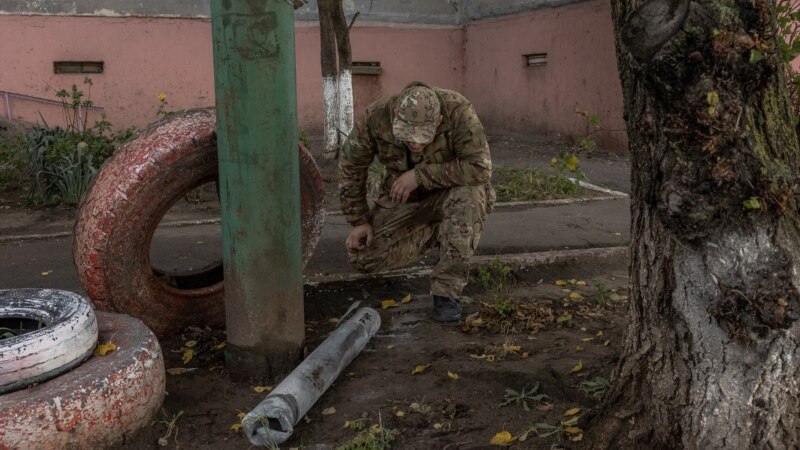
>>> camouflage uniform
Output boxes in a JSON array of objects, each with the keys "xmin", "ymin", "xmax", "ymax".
[{"xmin": 339, "ymin": 81, "xmax": 495, "ymax": 299}]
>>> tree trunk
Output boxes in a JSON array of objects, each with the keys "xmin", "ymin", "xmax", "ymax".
[
  {"xmin": 318, "ymin": 0, "xmax": 354, "ymax": 159},
  {"xmin": 331, "ymin": 0, "xmax": 353, "ymax": 151},
  {"xmin": 318, "ymin": 0, "xmax": 339, "ymax": 157},
  {"xmin": 591, "ymin": 1, "xmax": 800, "ymax": 448}
]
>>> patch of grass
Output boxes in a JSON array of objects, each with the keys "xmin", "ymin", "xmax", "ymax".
[
  {"xmin": 499, "ymin": 383, "xmax": 549, "ymax": 411},
  {"xmin": 579, "ymin": 372, "xmax": 615, "ymax": 401},
  {"xmin": 494, "ymin": 151, "xmax": 588, "ymax": 202},
  {"xmin": 493, "ymin": 167, "xmax": 579, "ymax": 202},
  {"xmin": 338, "ymin": 416, "xmax": 395, "ymax": 450}
]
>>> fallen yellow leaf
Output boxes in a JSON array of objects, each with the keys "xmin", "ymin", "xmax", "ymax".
[
  {"xmin": 569, "ymin": 292, "xmax": 583, "ymax": 300},
  {"xmin": 94, "ymin": 342, "xmax": 117, "ymax": 357},
  {"xmin": 486, "ymin": 354, "xmax": 496, "ymax": 362},
  {"xmin": 433, "ymin": 423, "xmax": 443, "ymax": 431},
  {"xmin": 182, "ymin": 349, "xmax": 194, "ymax": 364},
  {"xmin": 574, "ymin": 345, "xmax": 584, "ymax": 352},
  {"xmin": 184, "ymin": 340, "xmax": 197, "ymax": 348},
  {"xmin": 401, "ymin": 294, "xmax": 412, "ymax": 304},
  {"xmin": 230, "ymin": 423, "xmax": 242, "ymax": 432},
  {"xmin": 252, "ymin": 386, "xmax": 272, "ymax": 393},
  {"xmin": 447, "ymin": 371, "xmax": 460, "ymax": 380},
  {"xmin": 576, "ymin": 280, "xmax": 587, "ymax": 286},
  {"xmin": 503, "ymin": 344, "xmax": 521, "ymax": 353},
  {"xmin": 521, "ymin": 352, "xmax": 530, "ymax": 359},
  {"xmin": 564, "ymin": 426, "xmax": 582, "ymax": 435},
  {"xmin": 490, "ymin": 431, "xmax": 515, "ymax": 445},
  {"xmin": 328, "ymin": 317, "xmax": 340, "ymax": 324},
  {"xmin": 395, "ymin": 410, "xmax": 406, "ymax": 417},
  {"xmin": 604, "ymin": 340, "xmax": 611, "ymax": 346},
  {"xmin": 555, "ymin": 280, "xmax": 568, "ymax": 286},
  {"xmin": 570, "ymin": 433, "xmax": 584, "ymax": 442},
  {"xmin": 569, "ymin": 278, "xmax": 577, "ymax": 284},
  {"xmin": 581, "ymin": 337, "xmax": 594, "ymax": 342},
  {"xmin": 381, "ymin": 299, "xmax": 398, "ymax": 309},
  {"xmin": 213, "ymin": 342, "xmax": 226, "ymax": 350},
  {"xmin": 570, "ymin": 360, "xmax": 583, "ymax": 373},
  {"xmin": 237, "ymin": 412, "xmax": 246, "ymax": 420},
  {"xmin": 565, "ymin": 407, "xmax": 581, "ymax": 416},
  {"xmin": 596, "ymin": 330, "xmax": 605, "ymax": 336},
  {"xmin": 563, "ymin": 416, "xmax": 580, "ymax": 426},
  {"xmin": 41, "ymin": 270, "xmax": 53, "ymax": 276},
  {"xmin": 321, "ymin": 407, "xmax": 336, "ymax": 416},
  {"xmin": 412, "ymin": 363, "xmax": 431, "ymax": 375}
]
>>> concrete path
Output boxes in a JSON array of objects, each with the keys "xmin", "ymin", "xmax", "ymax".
[{"xmin": 0, "ymin": 197, "xmax": 629, "ymax": 292}]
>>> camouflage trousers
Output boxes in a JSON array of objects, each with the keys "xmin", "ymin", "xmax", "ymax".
[{"xmin": 348, "ymin": 185, "xmax": 493, "ymax": 299}]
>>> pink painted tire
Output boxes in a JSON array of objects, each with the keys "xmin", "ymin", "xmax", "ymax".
[
  {"xmin": 0, "ymin": 289, "xmax": 97, "ymax": 394},
  {"xmin": 0, "ymin": 311, "xmax": 165, "ymax": 450},
  {"xmin": 73, "ymin": 108, "xmax": 325, "ymax": 337}
]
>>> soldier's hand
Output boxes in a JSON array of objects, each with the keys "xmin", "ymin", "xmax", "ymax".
[
  {"xmin": 346, "ymin": 223, "xmax": 373, "ymax": 251},
  {"xmin": 391, "ymin": 170, "xmax": 419, "ymax": 203}
]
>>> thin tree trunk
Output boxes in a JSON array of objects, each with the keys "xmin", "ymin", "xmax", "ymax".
[
  {"xmin": 590, "ymin": 1, "xmax": 800, "ymax": 448},
  {"xmin": 331, "ymin": 0, "xmax": 353, "ymax": 151},
  {"xmin": 318, "ymin": 0, "xmax": 339, "ymax": 158}
]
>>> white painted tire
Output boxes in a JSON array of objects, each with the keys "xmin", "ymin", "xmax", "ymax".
[
  {"xmin": 0, "ymin": 311, "xmax": 165, "ymax": 449},
  {"xmin": 0, "ymin": 289, "xmax": 98, "ymax": 394}
]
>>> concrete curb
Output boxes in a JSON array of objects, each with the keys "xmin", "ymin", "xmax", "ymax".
[
  {"xmin": 0, "ymin": 195, "xmax": 628, "ymax": 244},
  {"xmin": 303, "ymin": 246, "xmax": 628, "ymax": 285}
]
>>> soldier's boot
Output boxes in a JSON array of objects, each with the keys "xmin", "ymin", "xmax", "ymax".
[{"xmin": 433, "ymin": 295, "xmax": 462, "ymax": 322}]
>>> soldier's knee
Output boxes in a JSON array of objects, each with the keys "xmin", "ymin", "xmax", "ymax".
[{"xmin": 443, "ymin": 186, "xmax": 487, "ymax": 217}]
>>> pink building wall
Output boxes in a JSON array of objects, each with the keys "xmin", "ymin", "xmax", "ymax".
[
  {"xmin": 0, "ymin": 4, "xmax": 627, "ymax": 152},
  {"xmin": 0, "ymin": 16, "xmax": 462, "ymax": 136},
  {"xmin": 462, "ymin": 0, "xmax": 626, "ymax": 150}
]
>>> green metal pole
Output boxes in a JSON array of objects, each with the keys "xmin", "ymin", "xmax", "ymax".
[{"xmin": 211, "ymin": 0, "xmax": 303, "ymax": 382}]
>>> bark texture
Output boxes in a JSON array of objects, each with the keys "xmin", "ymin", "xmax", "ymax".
[
  {"xmin": 592, "ymin": 1, "xmax": 800, "ymax": 448},
  {"xmin": 318, "ymin": 0, "xmax": 353, "ymax": 159}
]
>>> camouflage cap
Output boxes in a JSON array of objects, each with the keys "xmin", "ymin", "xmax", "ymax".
[{"xmin": 392, "ymin": 86, "xmax": 441, "ymax": 144}]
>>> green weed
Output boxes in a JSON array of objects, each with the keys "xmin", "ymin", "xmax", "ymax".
[
  {"xmin": 594, "ymin": 281, "xmax": 608, "ymax": 304},
  {"xmin": 153, "ymin": 409, "xmax": 184, "ymax": 447},
  {"xmin": 337, "ymin": 416, "xmax": 395, "ymax": 450},
  {"xmin": 477, "ymin": 258, "xmax": 515, "ymax": 294},
  {"xmin": 579, "ymin": 372, "xmax": 615, "ymax": 401},
  {"xmin": 499, "ymin": 383, "xmax": 549, "ymax": 411}
]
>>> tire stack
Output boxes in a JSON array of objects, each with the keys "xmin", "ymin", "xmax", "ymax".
[{"xmin": 0, "ymin": 289, "xmax": 165, "ymax": 449}]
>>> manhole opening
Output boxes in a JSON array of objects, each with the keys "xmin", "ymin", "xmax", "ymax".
[
  {"xmin": 150, "ymin": 181, "xmax": 223, "ymax": 290},
  {"xmin": 0, "ymin": 317, "xmax": 46, "ymax": 339}
]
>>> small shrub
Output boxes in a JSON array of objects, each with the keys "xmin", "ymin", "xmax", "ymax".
[
  {"xmin": 22, "ymin": 78, "xmax": 134, "ymax": 205},
  {"xmin": 0, "ymin": 136, "xmax": 25, "ymax": 188}
]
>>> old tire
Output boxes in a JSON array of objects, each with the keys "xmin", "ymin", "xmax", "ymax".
[
  {"xmin": 73, "ymin": 108, "xmax": 325, "ymax": 337},
  {"xmin": 0, "ymin": 311, "xmax": 165, "ymax": 450},
  {"xmin": 0, "ymin": 289, "xmax": 97, "ymax": 395}
]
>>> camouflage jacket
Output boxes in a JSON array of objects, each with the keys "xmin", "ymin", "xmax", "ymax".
[{"xmin": 339, "ymin": 81, "xmax": 493, "ymax": 226}]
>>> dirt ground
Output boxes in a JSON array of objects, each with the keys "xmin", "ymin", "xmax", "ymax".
[
  {"xmin": 120, "ymin": 257, "xmax": 628, "ymax": 450},
  {"xmin": 1, "ymin": 123, "xmax": 632, "ymax": 449}
]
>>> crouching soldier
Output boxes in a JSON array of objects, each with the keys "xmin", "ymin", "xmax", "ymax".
[{"xmin": 339, "ymin": 81, "xmax": 495, "ymax": 322}]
